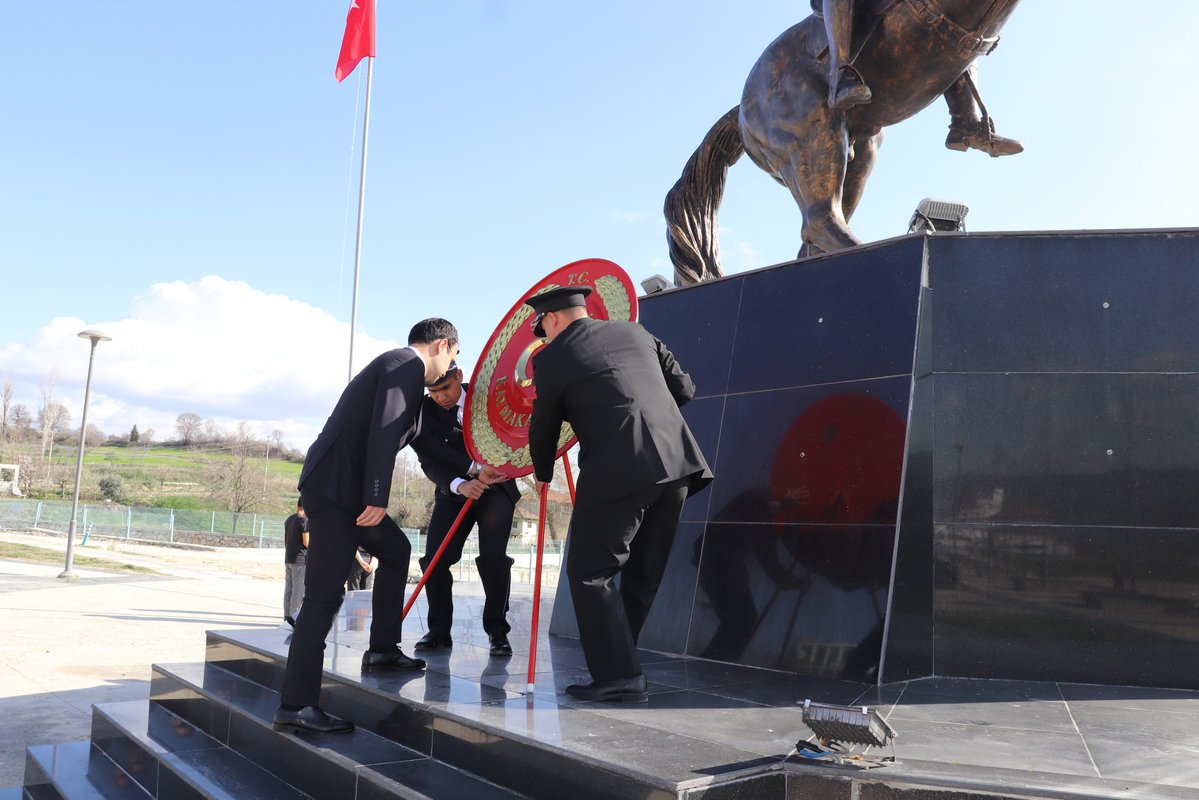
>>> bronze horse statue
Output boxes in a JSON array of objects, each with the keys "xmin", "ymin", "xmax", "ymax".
[{"xmin": 665, "ymin": 0, "xmax": 1023, "ymax": 285}]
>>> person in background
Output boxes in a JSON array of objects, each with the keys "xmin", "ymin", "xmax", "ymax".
[{"xmin": 282, "ymin": 499, "xmax": 308, "ymax": 627}]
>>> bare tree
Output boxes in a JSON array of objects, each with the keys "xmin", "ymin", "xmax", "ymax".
[
  {"xmin": 1, "ymin": 369, "xmax": 12, "ymax": 443},
  {"xmin": 38, "ymin": 402, "xmax": 70, "ymax": 468},
  {"xmin": 389, "ymin": 454, "xmax": 437, "ymax": 529},
  {"xmin": 208, "ymin": 424, "xmax": 261, "ymax": 533},
  {"xmin": 202, "ymin": 419, "xmax": 224, "ymax": 444},
  {"xmin": 37, "ymin": 371, "xmax": 57, "ymax": 464},
  {"xmin": 141, "ymin": 427, "xmax": 156, "ymax": 445},
  {"xmin": 10, "ymin": 404, "xmax": 32, "ymax": 442},
  {"xmin": 84, "ymin": 423, "xmax": 104, "ymax": 447},
  {"xmin": 175, "ymin": 412, "xmax": 202, "ymax": 445}
]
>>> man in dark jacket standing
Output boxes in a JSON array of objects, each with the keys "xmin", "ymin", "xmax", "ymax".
[
  {"xmin": 527, "ymin": 287, "xmax": 713, "ymax": 702},
  {"xmin": 282, "ymin": 499, "xmax": 308, "ymax": 627},
  {"xmin": 411, "ymin": 363, "xmax": 520, "ymax": 657},
  {"xmin": 273, "ymin": 318, "xmax": 459, "ymax": 735}
]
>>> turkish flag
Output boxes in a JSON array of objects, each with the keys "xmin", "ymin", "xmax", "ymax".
[{"xmin": 335, "ymin": 0, "xmax": 376, "ymax": 82}]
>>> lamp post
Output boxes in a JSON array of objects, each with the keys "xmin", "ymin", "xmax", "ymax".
[{"xmin": 60, "ymin": 329, "xmax": 112, "ymax": 579}]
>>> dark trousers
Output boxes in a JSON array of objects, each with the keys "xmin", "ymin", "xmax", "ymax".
[
  {"xmin": 418, "ymin": 488, "xmax": 515, "ymax": 638},
  {"xmin": 567, "ymin": 476, "xmax": 689, "ymax": 682},
  {"xmin": 281, "ymin": 489, "xmax": 412, "ymax": 708}
]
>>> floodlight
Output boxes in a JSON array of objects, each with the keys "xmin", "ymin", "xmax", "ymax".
[
  {"xmin": 907, "ymin": 198, "xmax": 969, "ymax": 234},
  {"xmin": 640, "ymin": 275, "xmax": 672, "ymax": 295},
  {"xmin": 801, "ymin": 699, "xmax": 896, "ymax": 748}
]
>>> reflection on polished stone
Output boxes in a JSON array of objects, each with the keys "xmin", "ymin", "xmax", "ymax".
[
  {"xmin": 931, "ymin": 522, "xmax": 1199, "ymax": 686},
  {"xmin": 887, "ymin": 231, "xmax": 1199, "ymax": 689},
  {"xmin": 689, "ymin": 522, "xmax": 891, "ymax": 680}
]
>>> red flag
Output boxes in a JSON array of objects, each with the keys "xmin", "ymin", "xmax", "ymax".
[{"xmin": 335, "ymin": 0, "xmax": 376, "ymax": 82}]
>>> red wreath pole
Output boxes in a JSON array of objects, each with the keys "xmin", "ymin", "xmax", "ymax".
[
  {"xmin": 561, "ymin": 452, "xmax": 576, "ymax": 505},
  {"xmin": 402, "ymin": 498, "xmax": 474, "ymax": 622},
  {"xmin": 526, "ymin": 482, "xmax": 550, "ymax": 693}
]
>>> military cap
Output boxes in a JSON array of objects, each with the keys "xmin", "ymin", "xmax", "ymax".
[{"xmin": 525, "ymin": 285, "xmax": 593, "ymax": 337}]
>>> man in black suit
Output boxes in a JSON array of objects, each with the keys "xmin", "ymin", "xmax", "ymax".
[
  {"xmin": 273, "ymin": 318, "xmax": 459, "ymax": 735},
  {"xmin": 527, "ymin": 287, "xmax": 713, "ymax": 702},
  {"xmin": 410, "ymin": 363, "xmax": 521, "ymax": 657}
]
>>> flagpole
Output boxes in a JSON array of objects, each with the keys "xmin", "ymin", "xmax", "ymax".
[{"xmin": 347, "ymin": 55, "xmax": 374, "ymax": 383}]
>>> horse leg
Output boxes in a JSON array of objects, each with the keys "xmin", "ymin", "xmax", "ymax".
[
  {"xmin": 783, "ymin": 120, "xmax": 862, "ymax": 255},
  {"xmin": 841, "ymin": 131, "xmax": 881, "ymax": 222}
]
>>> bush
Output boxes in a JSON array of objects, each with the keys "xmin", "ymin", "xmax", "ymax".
[{"xmin": 98, "ymin": 475, "xmax": 126, "ymax": 503}]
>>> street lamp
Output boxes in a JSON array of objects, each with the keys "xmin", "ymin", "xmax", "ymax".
[{"xmin": 60, "ymin": 329, "xmax": 112, "ymax": 579}]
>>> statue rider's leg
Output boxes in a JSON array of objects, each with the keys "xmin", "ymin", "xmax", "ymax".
[
  {"xmin": 943, "ymin": 64, "xmax": 1023, "ymax": 157},
  {"xmin": 823, "ymin": 0, "xmax": 871, "ymax": 111}
]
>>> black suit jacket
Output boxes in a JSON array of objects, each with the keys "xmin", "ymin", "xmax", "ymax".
[
  {"xmin": 529, "ymin": 318, "xmax": 713, "ymax": 509},
  {"xmin": 299, "ymin": 348, "xmax": 425, "ymax": 512},
  {"xmin": 410, "ymin": 384, "xmax": 520, "ymax": 504}
]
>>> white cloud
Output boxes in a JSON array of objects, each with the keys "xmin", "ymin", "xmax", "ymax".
[{"xmin": 1, "ymin": 276, "xmax": 399, "ymax": 451}]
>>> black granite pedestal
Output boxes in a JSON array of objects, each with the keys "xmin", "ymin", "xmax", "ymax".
[{"xmin": 551, "ymin": 228, "xmax": 1199, "ymax": 691}]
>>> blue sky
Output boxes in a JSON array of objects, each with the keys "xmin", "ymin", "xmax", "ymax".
[{"xmin": 2, "ymin": 1, "xmax": 1197, "ymax": 450}]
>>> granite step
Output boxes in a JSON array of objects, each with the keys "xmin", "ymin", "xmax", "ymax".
[
  {"xmin": 150, "ymin": 661, "xmax": 529, "ymax": 800},
  {"xmin": 23, "ymin": 740, "xmax": 150, "ymax": 800},
  {"xmin": 196, "ymin": 631, "xmax": 783, "ymax": 800},
  {"xmin": 90, "ymin": 700, "xmax": 311, "ymax": 800}
]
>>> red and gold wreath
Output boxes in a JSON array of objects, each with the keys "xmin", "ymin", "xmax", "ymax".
[{"xmin": 464, "ymin": 258, "xmax": 638, "ymax": 478}]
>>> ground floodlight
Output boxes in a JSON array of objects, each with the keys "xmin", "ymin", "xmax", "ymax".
[
  {"xmin": 907, "ymin": 198, "xmax": 969, "ymax": 234},
  {"xmin": 801, "ymin": 699, "xmax": 896, "ymax": 748}
]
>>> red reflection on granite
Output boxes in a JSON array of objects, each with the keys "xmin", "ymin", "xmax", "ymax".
[{"xmin": 770, "ymin": 393, "xmax": 906, "ymax": 528}]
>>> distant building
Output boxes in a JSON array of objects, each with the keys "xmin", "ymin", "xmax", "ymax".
[
  {"xmin": 510, "ymin": 487, "xmax": 571, "ymax": 545},
  {"xmin": 0, "ymin": 464, "xmax": 21, "ymax": 496}
]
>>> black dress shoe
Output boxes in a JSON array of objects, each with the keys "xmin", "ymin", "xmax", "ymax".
[
  {"xmin": 361, "ymin": 647, "xmax": 426, "ymax": 672},
  {"xmin": 565, "ymin": 674, "xmax": 648, "ymax": 703},
  {"xmin": 414, "ymin": 633, "xmax": 452, "ymax": 651},
  {"xmin": 488, "ymin": 633, "xmax": 513, "ymax": 657},
  {"xmin": 272, "ymin": 705, "xmax": 354, "ymax": 734}
]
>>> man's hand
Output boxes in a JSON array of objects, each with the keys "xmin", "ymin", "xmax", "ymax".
[
  {"xmin": 477, "ymin": 464, "xmax": 506, "ymax": 486},
  {"xmin": 457, "ymin": 479, "xmax": 486, "ymax": 500},
  {"xmin": 535, "ymin": 480, "xmax": 548, "ymax": 495},
  {"xmin": 356, "ymin": 505, "xmax": 388, "ymax": 527}
]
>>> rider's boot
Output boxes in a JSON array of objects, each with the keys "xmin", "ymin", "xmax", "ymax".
[
  {"xmin": 829, "ymin": 65, "xmax": 872, "ymax": 111},
  {"xmin": 946, "ymin": 116, "xmax": 1023, "ymax": 157}
]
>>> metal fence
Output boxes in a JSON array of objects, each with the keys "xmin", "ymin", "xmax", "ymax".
[
  {"xmin": 0, "ymin": 498, "xmax": 290, "ymax": 547},
  {"xmin": 0, "ymin": 497, "xmax": 565, "ymax": 584}
]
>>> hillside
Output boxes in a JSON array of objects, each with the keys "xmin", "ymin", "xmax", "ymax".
[{"xmin": 2, "ymin": 441, "xmax": 309, "ymax": 516}]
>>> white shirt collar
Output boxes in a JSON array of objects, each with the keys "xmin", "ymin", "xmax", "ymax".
[{"xmin": 404, "ymin": 345, "xmax": 427, "ymax": 375}]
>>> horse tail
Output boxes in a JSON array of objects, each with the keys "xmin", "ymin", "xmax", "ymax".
[{"xmin": 664, "ymin": 105, "xmax": 745, "ymax": 286}]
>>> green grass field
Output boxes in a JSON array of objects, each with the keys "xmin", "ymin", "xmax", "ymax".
[
  {"xmin": 10, "ymin": 442, "xmax": 304, "ymax": 515},
  {"xmin": 0, "ymin": 541, "xmax": 156, "ymax": 573}
]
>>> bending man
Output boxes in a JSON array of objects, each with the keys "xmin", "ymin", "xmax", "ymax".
[
  {"xmin": 527, "ymin": 287, "xmax": 713, "ymax": 702},
  {"xmin": 273, "ymin": 318, "xmax": 459, "ymax": 735}
]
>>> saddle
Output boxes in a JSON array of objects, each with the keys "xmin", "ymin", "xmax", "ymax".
[{"xmin": 813, "ymin": 0, "xmax": 1005, "ymax": 63}]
